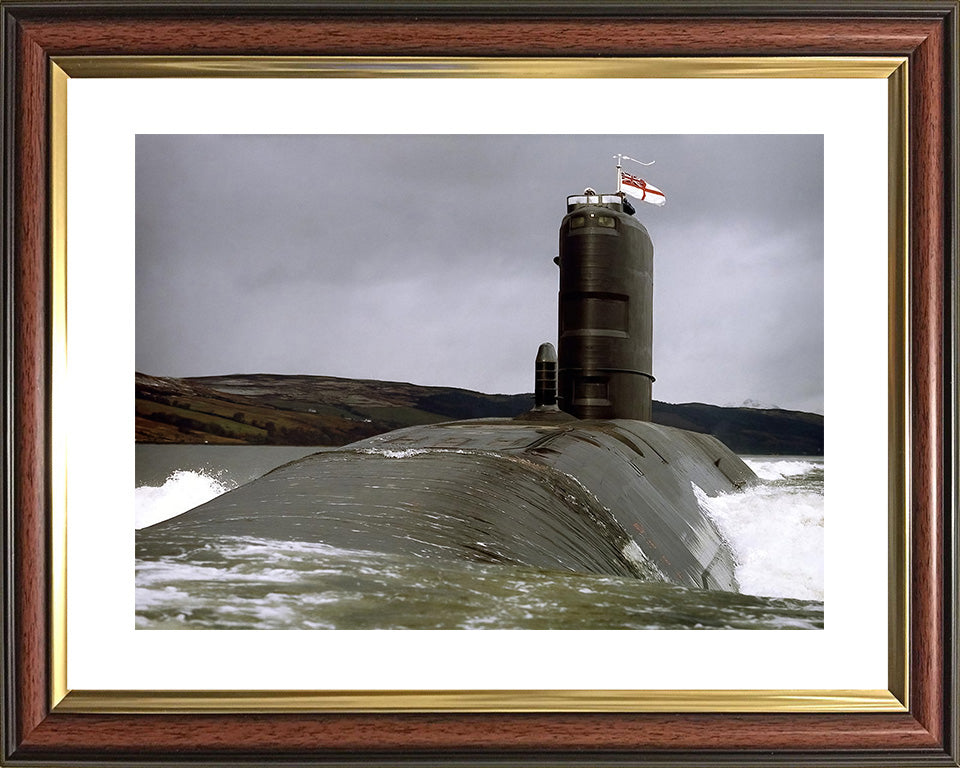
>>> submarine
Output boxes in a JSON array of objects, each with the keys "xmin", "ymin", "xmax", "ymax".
[{"xmin": 138, "ymin": 189, "xmax": 757, "ymax": 593}]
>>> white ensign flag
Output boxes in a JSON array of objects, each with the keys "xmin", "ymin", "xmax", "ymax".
[{"xmin": 619, "ymin": 170, "xmax": 666, "ymax": 206}]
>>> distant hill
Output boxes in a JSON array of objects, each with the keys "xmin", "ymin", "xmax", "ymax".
[
  {"xmin": 650, "ymin": 401, "xmax": 823, "ymax": 456},
  {"xmin": 136, "ymin": 372, "xmax": 823, "ymax": 455}
]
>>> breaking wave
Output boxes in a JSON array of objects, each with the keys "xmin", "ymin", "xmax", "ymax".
[
  {"xmin": 695, "ymin": 461, "xmax": 824, "ymax": 601},
  {"xmin": 135, "ymin": 470, "xmax": 235, "ymax": 530}
]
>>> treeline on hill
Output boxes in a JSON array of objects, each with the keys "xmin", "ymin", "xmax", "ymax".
[{"xmin": 136, "ymin": 372, "xmax": 823, "ymax": 455}]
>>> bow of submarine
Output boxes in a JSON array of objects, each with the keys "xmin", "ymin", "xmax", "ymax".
[{"xmin": 137, "ymin": 416, "xmax": 756, "ymax": 592}]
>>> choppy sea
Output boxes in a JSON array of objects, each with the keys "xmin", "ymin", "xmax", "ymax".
[{"xmin": 135, "ymin": 445, "xmax": 824, "ymax": 630}]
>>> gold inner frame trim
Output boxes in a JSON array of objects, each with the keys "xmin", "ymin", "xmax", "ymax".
[
  {"xmin": 886, "ymin": 59, "xmax": 910, "ymax": 710},
  {"xmin": 50, "ymin": 61, "xmax": 69, "ymax": 711},
  {"xmin": 56, "ymin": 688, "xmax": 904, "ymax": 714},
  {"xmin": 48, "ymin": 55, "xmax": 910, "ymax": 715},
  {"xmin": 53, "ymin": 55, "xmax": 905, "ymax": 79}
]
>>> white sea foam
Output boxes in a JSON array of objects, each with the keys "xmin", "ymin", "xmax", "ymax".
[
  {"xmin": 694, "ymin": 482, "xmax": 824, "ymax": 601},
  {"xmin": 135, "ymin": 470, "xmax": 235, "ymax": 529},
  {"xmin": 360, "ymin": 447, "xmax": 484, "ymax": 459},
  {"xmin": 360, "ymin": 447, "xmax": 430, "ymax": 459},
  {"xmin": 743, "ymin": 458, "xmax": 821, "ymax": 481},
  {"xmin": 621, "ymin": 540, "xmax": 668, "ymax": 583},
  {"xmin": 214, "ymin": 536, "xmax": 384, "ymax": 563}
]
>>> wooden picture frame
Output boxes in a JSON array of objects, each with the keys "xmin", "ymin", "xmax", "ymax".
[{"xmin": 2, "ymin": 2, "xmax": 957, "ymax": 765}]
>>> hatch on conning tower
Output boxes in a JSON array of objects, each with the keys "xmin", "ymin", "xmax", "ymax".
[{"xmin": 556, "ymin": 190, "xmax": 655, "ymax": 421}]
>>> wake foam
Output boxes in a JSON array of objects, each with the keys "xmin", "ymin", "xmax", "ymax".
[
  {"xmin": 743, "ymin": 458, "xmax": 820, "ymax": 481},
  {"xmin": 135, "ymin": 470, "xmax": 235, "ymax": 530},
  {"xmin": 694, "ymin": 482, "xmax": 823, "ymax": 601}
]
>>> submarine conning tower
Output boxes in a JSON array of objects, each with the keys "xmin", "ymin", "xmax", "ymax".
[{"xmin": 557, "ymin": 191, "xmax": 654, "ymax": 421}]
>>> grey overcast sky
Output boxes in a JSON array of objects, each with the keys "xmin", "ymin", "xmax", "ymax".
[{"xmin": 136, "ymin": 134, "xmax": 823, "ymax": 414}]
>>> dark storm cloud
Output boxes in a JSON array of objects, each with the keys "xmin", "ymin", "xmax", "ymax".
[{"xmin": 136, "ymin": 134, "xmax": 824, "ymax": 413}]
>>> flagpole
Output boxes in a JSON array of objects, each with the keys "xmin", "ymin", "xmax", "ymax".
[{"xmin": 615, "ymin": 154, "xmax": 623, "ymax": 195}]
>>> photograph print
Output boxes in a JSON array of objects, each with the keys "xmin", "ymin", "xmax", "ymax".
[{"xmin": 134, "ymin": 134, "xmax": 824, "ymax": 630}]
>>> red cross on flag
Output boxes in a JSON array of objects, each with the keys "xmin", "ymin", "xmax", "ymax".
[{"xmin": 619, "ymin": 170, "xmax": 666, "ymax": 206}]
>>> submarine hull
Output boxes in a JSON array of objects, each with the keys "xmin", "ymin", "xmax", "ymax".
[{"xmin": 139, "ymin": 419, "xmax": 754, "ymax": 592}]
